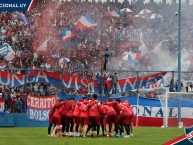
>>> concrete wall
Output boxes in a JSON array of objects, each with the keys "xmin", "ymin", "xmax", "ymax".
[{"xmin": 0, "ymin": 113, "xmax": 48, "ymax": 127}]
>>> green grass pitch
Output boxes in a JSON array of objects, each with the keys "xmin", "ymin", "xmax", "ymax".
[{"xmin": 0, "ymin": 127, "xmax": 184, "ymax": 145}]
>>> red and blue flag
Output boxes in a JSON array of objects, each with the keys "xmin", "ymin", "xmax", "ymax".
[
  {"xmin": 108, "ymin": 8, "xmax": 121, "ymax": 18},
  {"xmin": 75, "ymin": 14, "xmax": 97, "ymax": 29},
  {"xmin": 61, "ymin": 28, "xmax": 75, "ymax": 42}
]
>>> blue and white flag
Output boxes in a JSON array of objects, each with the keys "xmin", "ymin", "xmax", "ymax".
[
  {"xmin": 0, "ymin": 43, "xmax": 15, "ymax": 61},
  {"xmin": 17, "ymin": 13, "xmax": 33, "ymax": 24}
]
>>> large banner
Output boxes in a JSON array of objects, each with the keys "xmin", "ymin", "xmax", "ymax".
[
  {"xmin": 0, "ymin": 0, "xmax": 34, "ymax": 11},
  {"xmin": 60, "ymin": 94, "xmax": 193, "ymax": 127},
  {"xmin": 0, "ymin": 97, "xmax": 5, "ymax": 113},
  {"xmin": 0, "ymin": 70, "xmax": 166, "ymax": 93},
  {"xmin": 26, "ymin": 95, "xmax": 56, "ymax": 121}
]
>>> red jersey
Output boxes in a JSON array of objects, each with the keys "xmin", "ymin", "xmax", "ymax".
[
  {"xmin": 118, "ymin": 103, "xmax": 132, "ymax": 116},
  {"xmin": 60, "ymin": 100, "xmax": 74, "ymax": 117},
  {"xmin": 73, "ymin": 101, "xmax": 82, "ymax": 117},
  {"xmin": 99, "ymin": 104, "xmax": 107, "ymax": 115},
  {"xmin": 122, "ymin": 100, "xmax": 134, "ymax": 115},
  {"xmin": 53, "ymin": 108, "xmax": 61, "ymax": 119},
  {"xmin": 88, "ymin": 99, "xmax": 100, "ymax": 117},
  {"xmin": 103, "ymin": 101, "xmax": 121, "ymax": 115},
  {"xmin": 79, "ymin": 100, "xmax": 89, "ymax": 118},
  {"xmin": 49, "ymin": 102, "xmax": 61, "ymax": 115},
  {"xmin": 103, "ymin": 104, "xmax": 116, "ymax": 115},
  {"xmin": 67, "ymin": 103, "xmax": 75, "ymax": 118}
]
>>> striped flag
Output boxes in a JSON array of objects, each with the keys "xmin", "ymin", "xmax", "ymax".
[
  {"xmin": 61, "ymin": 28, "xmax": 75, "ymax": 42},
  {"xmin": 17, "ymin": 13, "xmax": 32, "ymax": 24},
  {"xmin": 75, "ymin": 14, "xmax": 97, "ymax": 29},
  {"xmin": 0, "ymin": 43, "xmax": 15, "ymax": 61},
  {"xmin": 108, "ymin": 8, "xmax": 121, "ymax": 18},
  {"xmin": 122, "ymin": 52, "xmax": 141, "ymax": 63},
  {"xmin": 36, "ymin": 38, "xmax": 50, "ymax": 52}
]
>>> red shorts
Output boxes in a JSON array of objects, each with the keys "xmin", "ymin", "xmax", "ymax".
[
  {"xmin": 73, "ymin": 116, "xmax": 80, "ymax": 124},
  {"xmin": 53, "ymin": 116, "xmax": 61, "ymax": 125},
  {"xmin": 123, "ymin": 115, "xmax": 133, "ymax": 124},
  {"xmin": 117, "ymin": 114, "xmax": 127, "ymax": 124},
  {"xmin": 49, "ymin": 114, "xmax": 54, "ymax": 124},
  {"xmin": 89, "ymin": 116, "xmax": 100, "ymax": 125},
  {"xmin": 80, "ymin": 117, "xmax": 89, "ymax": 126},
  {"xmin": 106, "ymin": 112, "xmax": 117, "ymax": 124}
]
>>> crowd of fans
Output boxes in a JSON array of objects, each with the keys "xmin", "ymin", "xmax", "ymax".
[
  {"xmin": 1, "ymin": 0, "xmax": 193, "ymax": 113},
  {"xmin": 1, "ymin": 0, "xmax": 193, "ymax": 73},
  {"xmin": 0, "ymin": 83, "xmax": 58, "ymax": 113}
]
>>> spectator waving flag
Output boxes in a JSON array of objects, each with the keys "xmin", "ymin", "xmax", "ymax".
[
  {"xmin": 108, "ymin": 8, "xmax": 121, "ymax": 18},
  {"xmin": 17, "ymin": 13, "xmax": 33, "ymax": 24},
  {"xmin": 61, "ymin": 28, "xmax": 75, "ymax": 42},
  {"xmin": 75, "ymin": 14, "xmax": 97, "ymax": 29},
  {"xmin": 0, "ymin": 43, "xmax": 15, "ymax": 61},
  {"xmin": 36, "ymin": 38, "xmax": 50, "ymax": 52},
  {"xmin": 122, "ymin": 52, "xmax": 141, "ymax": 63}
]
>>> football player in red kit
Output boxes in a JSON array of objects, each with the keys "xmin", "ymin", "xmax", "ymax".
[
  {"xmin": 48, "ymin": 101, "xmax": 61, "ymax": 136},
  {"xmin": 72, "ymin": 100, "xmax": 82, "ymax": 137},
  {"xmin": 79, "ymin": 98, "xmax": 90, "ymax": 137},
  {"xmin": 88, "ymin": 94, "xmax": 100, "ymax": 137},
  {"xmin": 66, "ymin": 97, "xmax": 75, "ymax": 136},
  {"xmin": 102, "ymin": 100, "xmax": 117, "ymax": 137},
  {"xmin": 60, "ymin": 97, "xmax": 74, "ymax": 135},
  {"xmin": 51, "ymin": 104, "xmax": 63, "ymax": 137},
  {"xmin": 122, "ymin": 100, "xmax": 134, "ymax": 137}
]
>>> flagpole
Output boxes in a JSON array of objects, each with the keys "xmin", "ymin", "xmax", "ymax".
[
  {"xmin": 136, "ymin": 71, "xmax": 139, "ymax": 127},
  {"xmin": 101, "ymin": 55, "xmax": 104, "ymax": 96},
  {"xmin": 177, "ymin": 0, "xmax": 181, "ymax": 127},
  {"xmin": 24, "ymin": 69, "xmax": 28, "ymax": 112}
]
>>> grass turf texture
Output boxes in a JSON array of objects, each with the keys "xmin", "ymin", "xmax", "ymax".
[{"xmin": 0, "ymin": 127, "xmax": 184, "ymax": 145}]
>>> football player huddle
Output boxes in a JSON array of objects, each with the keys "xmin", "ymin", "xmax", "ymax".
[{"xmin": 48, "ymin": 94, "xmax": 134, "ymax": 138}]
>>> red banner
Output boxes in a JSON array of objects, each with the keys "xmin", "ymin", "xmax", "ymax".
[{"xmin": 26, "ymin": 95, "xmax": 56, "ymax": 121}]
